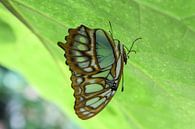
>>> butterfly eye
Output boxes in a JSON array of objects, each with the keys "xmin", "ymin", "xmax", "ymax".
[{"xmin": 111, "ymin": 83, "xmax": 117, "ymax": 91}]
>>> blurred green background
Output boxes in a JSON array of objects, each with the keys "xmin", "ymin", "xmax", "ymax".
[
  {"xmin": 0, "ymin": 0, "xmax": 195, "ymax": 129},
  {"xmin": 0, "ymin": 65, "xmax": 81, "ymax": 129}
]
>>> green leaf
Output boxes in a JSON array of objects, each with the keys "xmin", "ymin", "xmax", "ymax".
[
  {"xmin": 0, "ymin": 17, "xmax": 16, "ymax": 43},
  {"xmin": 0, "ymin": 0, "xmax": 195, "ymax": 129}
]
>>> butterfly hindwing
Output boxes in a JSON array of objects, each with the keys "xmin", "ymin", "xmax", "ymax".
[{"xmin": 58, "ymin": 25, "xmax": 125, "ymax": 119}]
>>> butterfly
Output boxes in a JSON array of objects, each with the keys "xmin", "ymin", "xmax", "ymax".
[{"xmin": 58, "ymin": 22, "xmax": 140, "ymax": 120}]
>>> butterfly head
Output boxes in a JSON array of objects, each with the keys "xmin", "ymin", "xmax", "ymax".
[
  {"xmin": 123, "ymin": 38, "xmax": 142, "ymax": 64},
  {"xmin": 115, "ymin": 42, "xmax": 128, "ymax": 64}
]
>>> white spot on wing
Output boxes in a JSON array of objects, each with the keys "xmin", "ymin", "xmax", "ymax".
[
  {"xmin": 79, "ymin": 97, "xmax": 84, "ymax": 101},
  {"xmin": 73, "ymin": 41, "xmax": 88, "ymax": 51},
  {"xmin": 74, "ymin": 35, "xmax": 89, "ymax": 44},
  {"xmin": 71, "ymin": 50, "xmax": 82, "ymax": 56},
  {"xmin": 78, "ymin": 26, "xmax": 87, "ymax": 36},
  {"xmin": 75, "ymin": 56, "xmax": 88, "ymax": 62},
  {"xmin": 86, "ymin": 113, "xmax": 94, "ymax": 117},
  {"xmin": 80, "ymin": 108, "xmax": 85, "ymax": 112},
  {"xmin": 76, "ymin": 77, "xmax": 83, "ymax": 84},
  {"xmin": 83, "ymin": 67, "xmax": 93, "ymax": 72},
  {"xmin": 90, "ymin": 98, "xmax": 106, "ymax": 108},
  {"xmin": 111, "ymin": 91, "xmax": 115, "ymax": 96},
  {"xmin": 78, "ymin": 61, "xmax": 90, "ymax": 68},
  {"xmin": 82, "ymin": 111, "xmax": 90, "ymax": 115},
  {"xmin": 86, "ymin": 97, "xmax": 100, "ymax": 106},
  {"xmin": 100, "ymin": 89, "xmax": 112, "ymax": 98}
]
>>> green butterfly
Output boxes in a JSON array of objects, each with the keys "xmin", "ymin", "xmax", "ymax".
[{"xmin": 58, "ymin": 22, "xmax": 140, "ymax": 120}]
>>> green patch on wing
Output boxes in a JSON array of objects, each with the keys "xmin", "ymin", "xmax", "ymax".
[
  {"xmin": 95, "ymin": 30, "xmax": 115, "ymax": 68},
  {"xmin": 85, "ymin": 84, "xmax": 103, "ymax": 93},
  {"xmin": 92, "ymin": 70, "xmax": 110, "ymax": 78}
]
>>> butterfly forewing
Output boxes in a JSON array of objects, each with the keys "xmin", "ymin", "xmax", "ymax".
[{"xmin": 58, "ymin": 25, "xmax": 125, "ymax": 119}]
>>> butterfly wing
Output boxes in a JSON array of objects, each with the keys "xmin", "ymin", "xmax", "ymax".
[{"xmin": 58, "ymin": 25, "xmax": 124, "ymax": 119}]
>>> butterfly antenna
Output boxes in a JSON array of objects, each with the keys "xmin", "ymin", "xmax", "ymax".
[
  {"xmin": 121, "ymin": 72, "xmax": 124, "ymax": 92},
  {"xmin": 127, "ymin": 38, "xmax": 142, "ymax": 56},
  {"xmin": 108, "ymin": 21, "xmax": 114, "ymax": 39}
]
